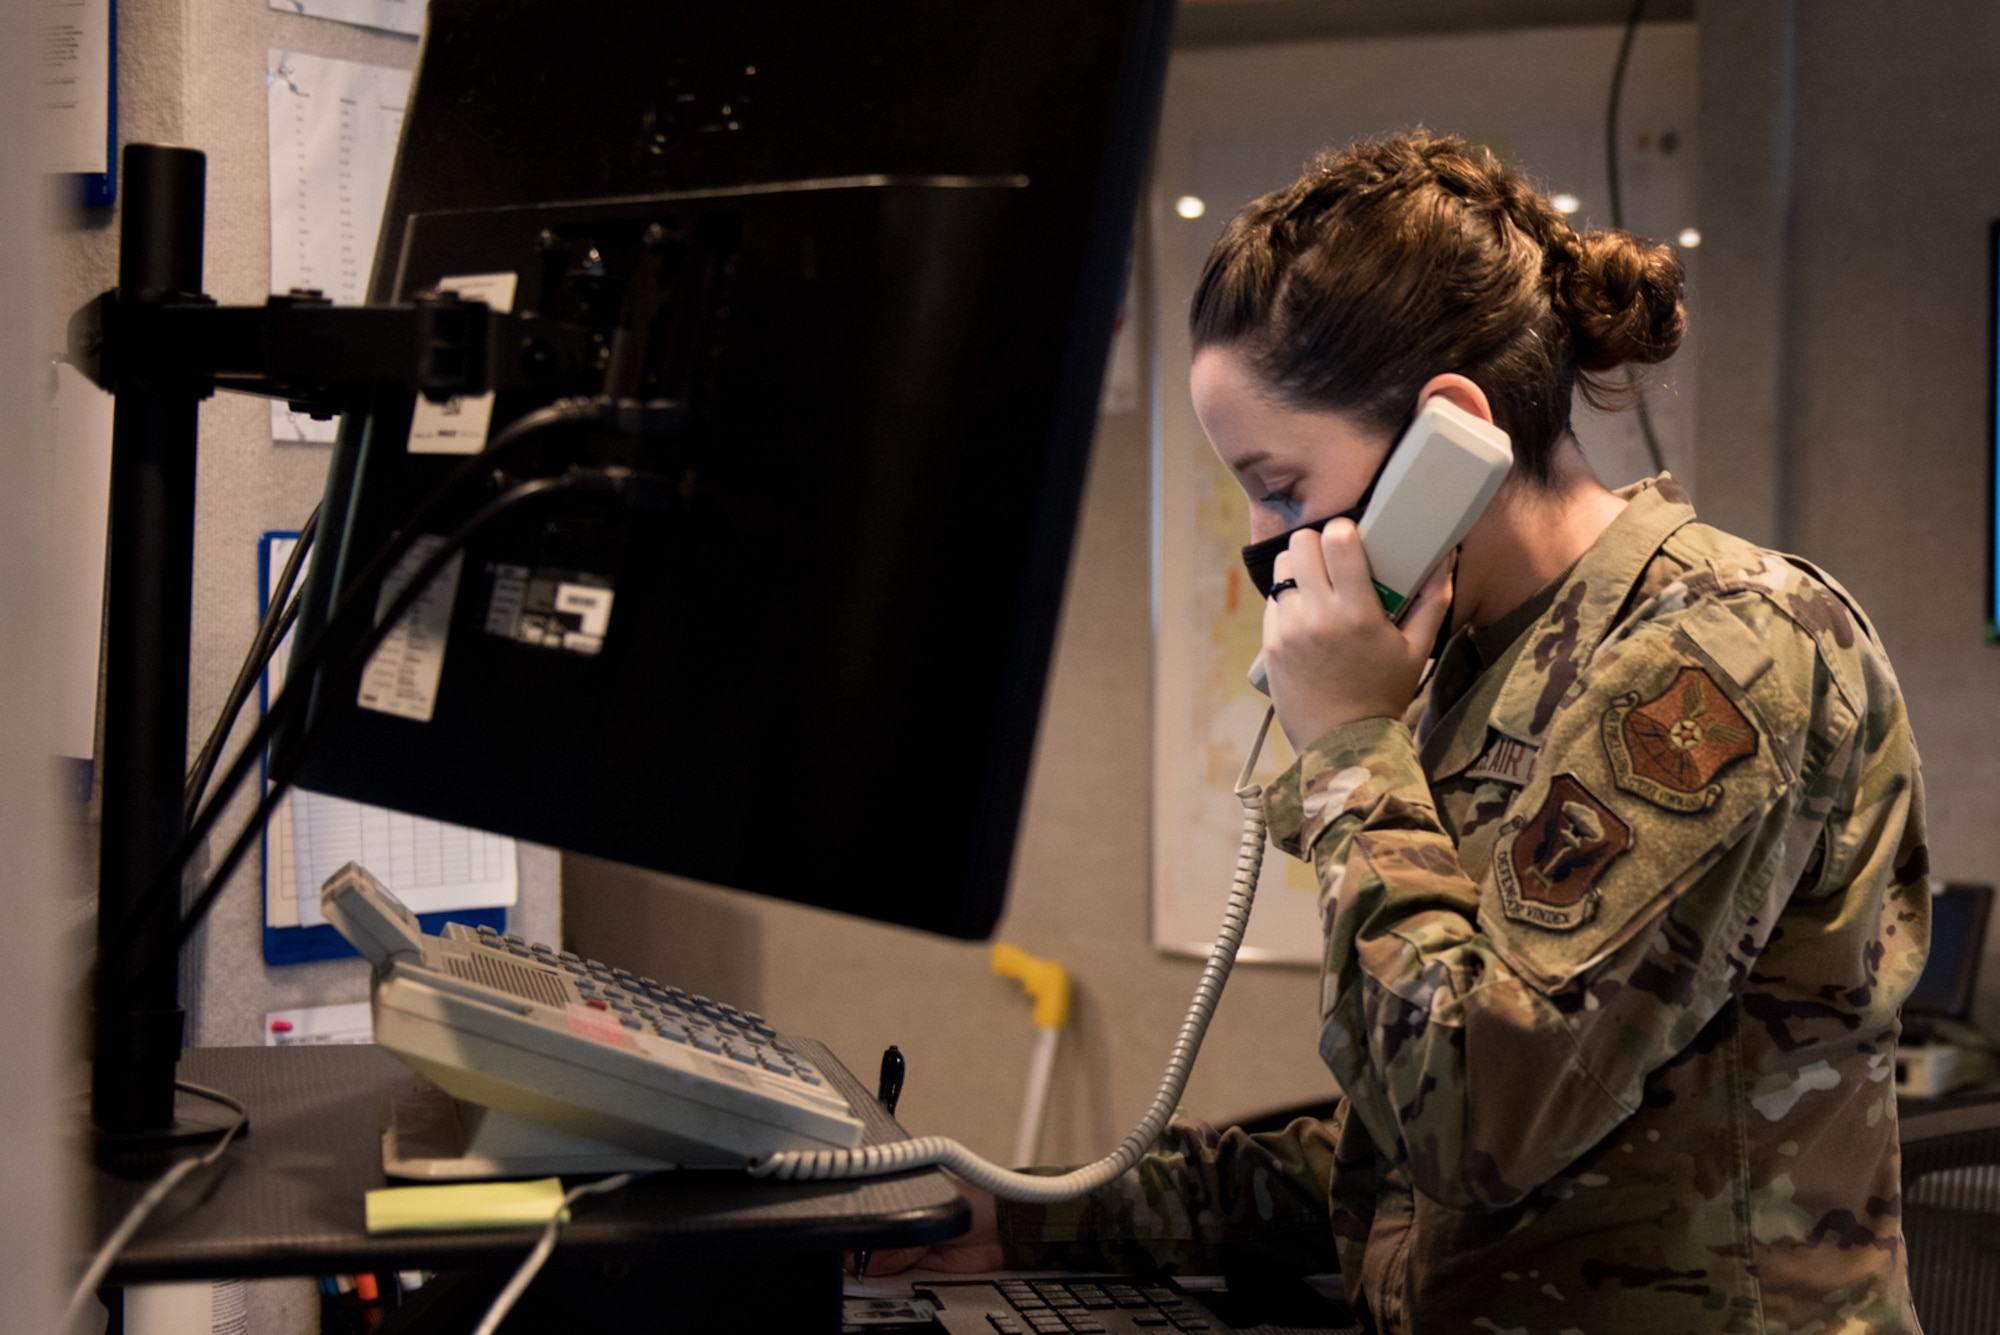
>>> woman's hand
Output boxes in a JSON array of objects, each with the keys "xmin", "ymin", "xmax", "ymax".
[
  {"xmin": 1262, "ymin": 519, "xmax": 1454, "ymax": 751},
  {"xmin": 852, "ymin": 1177, "xmax": 1004, "ymax": 1277}
]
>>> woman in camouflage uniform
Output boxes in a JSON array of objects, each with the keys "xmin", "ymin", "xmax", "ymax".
[{"xmin": 902, "ymin": 132, "xmax": 1930, "ymax": 1335}]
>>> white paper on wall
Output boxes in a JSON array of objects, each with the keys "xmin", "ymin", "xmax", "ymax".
[
  {"xmin": 266, "ymin": 49, "xmax": 413, "ymax": 443},
  {"xmin": 270, "ymin": 0, "xmax": 425, "ymax": 39},
  {"xmin": 38, "ymin": 0, "xmax": 111, "ymax": 174},
  {"xmin": 45, "ymin": 364, "xmax": 114, "ymax": 763}
]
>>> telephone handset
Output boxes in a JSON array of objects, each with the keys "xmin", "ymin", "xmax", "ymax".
[{"xmin": 1248, "ymin": 396, "xmax": 1513, "ymax": 695}]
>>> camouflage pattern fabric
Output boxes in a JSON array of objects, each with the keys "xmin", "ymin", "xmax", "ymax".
[
  {"xmin": 996, "ymin": 1112, "xmax": 1345, "ymax": 1277},
  {"xmin": 998, "ymin": 478, "xmax": 1930, "ymax": 1335}
]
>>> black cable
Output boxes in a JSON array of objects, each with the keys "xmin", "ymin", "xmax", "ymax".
[
  {"xmin": 192, "ymin": 580, "xmax": 302, "ymax": 812},
  {"xmin": 271, "ymin": 588, "xmax": 303, "ymax": 663},
  {"xmin": 1606, "ymin": 0, "xmax": 1668, "ymax": 476},
  {"xmin": 171, "ymin": 470, "xmax": 610, "ymax": 953},
  {"xmin": 97, "ymin": 397, "xmax": 619, "ymax": 995},
  {"xmin": 176, "ymin": 400, "xmax": 604, "ymax": 854},
  {"xmin": 1605, "ymin": 0, "xmax": 1644, "ymax": 230},
  {"xmin": 184, "ymin": 504, "xmax": 319, "ymax": 818}
]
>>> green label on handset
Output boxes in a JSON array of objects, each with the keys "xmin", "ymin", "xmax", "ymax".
[{"xmin": 1374, "ymin": 581, "xmax": 1406, "ymax": 615}]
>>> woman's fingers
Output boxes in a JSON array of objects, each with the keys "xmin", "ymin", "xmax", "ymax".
[
  {"xmin": 1314, "ymin": 519, "xmax": 1374, "ymax": 607},
  {"xmin": 1398, "ymin": 555, "xmax": 1455, "ymax": 658},
  {"xmin": 1286, "ymin": 525, "xmax": 1333, "ymax": 596},
  {"xmin": 1256, "ymin": 520, "xmax": 1446, "ymax": 747}
]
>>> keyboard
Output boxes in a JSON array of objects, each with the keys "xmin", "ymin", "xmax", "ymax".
[
  {"xmin": 890, "ymin": 1277, "xmax": 1357, "ymax": 1335},
  {"xmin": 320, "ymin": 862, "xmax": 866, "ymax": 1174}
]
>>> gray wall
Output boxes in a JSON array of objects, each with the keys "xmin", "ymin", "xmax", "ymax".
[{"xmin": 1696, "ymin": 0, "xmax": 2000, "ymax": 1029}]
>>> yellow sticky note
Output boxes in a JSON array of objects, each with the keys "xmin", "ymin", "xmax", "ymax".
[{"xmin": 365, "ymin": 1177, "xmax": 570, "ymax": 1233}]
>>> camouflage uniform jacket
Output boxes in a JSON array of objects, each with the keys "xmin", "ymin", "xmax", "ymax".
[{"xmin": 999, "ymin": 478, "xmax": 1930, "ymax": 1335}]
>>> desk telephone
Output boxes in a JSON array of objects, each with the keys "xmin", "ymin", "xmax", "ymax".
[{"xmin": 324, "ymin": 397, "xmax": 1511, "ymax": 1194}]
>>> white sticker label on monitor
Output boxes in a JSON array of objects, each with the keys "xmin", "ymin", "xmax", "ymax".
[
  {"xmin": 358, "ymin": 534, "xmax": 462, "ymax": 722},
  {"xmin": 483, "ymin": 565, "xmax": 616, "ymax": 656},
  {"xmin": 407, "ymin": 271, "xmax": 519, "ymax": 455}
]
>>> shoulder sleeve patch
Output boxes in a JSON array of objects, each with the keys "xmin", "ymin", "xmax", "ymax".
[
  {"xmin": 1602, "ymin": 666, "xmax": 1758, "ymax": 813},
  {"xmin": 1483, "ymin": 622, "xmax": 1793, "ymax": 991},
  {"xmin": 1492, "ymin": 773, "xmax": 1631, "ymax": 931}
]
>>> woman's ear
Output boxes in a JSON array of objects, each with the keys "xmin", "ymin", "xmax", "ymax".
[{"xmin": 1415, "ymin": 373, "xmax": 1494, "ymax": 425}]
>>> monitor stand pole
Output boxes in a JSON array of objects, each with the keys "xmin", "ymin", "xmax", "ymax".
[{"xmin": 90, "ymin": 143, "xmax": 233, "ymax": 1148}]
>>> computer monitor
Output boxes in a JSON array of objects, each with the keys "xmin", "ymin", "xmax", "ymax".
[
  {"xmin": 279, "ymin": 0, "xmax": 1173, "ymax": 939},
  {"xmin": 1907, "ymin": 883, "xmax": 1994, "ymax": 1023}
]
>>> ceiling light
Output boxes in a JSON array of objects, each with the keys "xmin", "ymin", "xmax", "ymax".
[
  {"xmin": 1678, "ymin": 227, "xmax": 1703, "ymax": 249},
  {"xmin": 1175, "ymin": 195, "xmax": 1206, "ymax": 220},
  {"xmin": 1551, "ymin": 193, "xmax": 1580, "ymax": 215}
]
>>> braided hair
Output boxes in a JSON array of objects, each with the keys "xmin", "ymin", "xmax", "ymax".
[{"xmin": 1189, "ymin": 130, "xmax": 1684, "ymax": 482}]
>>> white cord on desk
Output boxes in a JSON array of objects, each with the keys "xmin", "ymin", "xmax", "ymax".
[
  {"xmin": 63, "ymin": 1082, "xmax": 250, "ymax": 1333},
  {"xmin": 750, "ymin": 707, "xmax": 1277, "ymax": 1204},
  {"xmin": 471, "ymin": 1172, "xmax": 638, "ymax": 1335}
]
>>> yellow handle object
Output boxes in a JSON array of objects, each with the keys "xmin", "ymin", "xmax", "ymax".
[{"xmin": 991, "ymin": 943, "xmax": 1071, "ymax": 1030}]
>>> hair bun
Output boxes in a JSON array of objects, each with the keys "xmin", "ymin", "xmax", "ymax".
[{"xmin": 1564, "ymin": 229, "xmax": 1686, "ymax": 372}]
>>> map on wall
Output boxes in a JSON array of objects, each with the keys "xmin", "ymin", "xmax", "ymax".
[{"xmin": 1152, "ymin": 431, "xmax": 1325, "ymax": 963}]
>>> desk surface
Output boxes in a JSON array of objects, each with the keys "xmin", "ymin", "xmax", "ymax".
[{"xmin": 92, "ymin": 1042, "xmax": 969, "ymax": 1283}]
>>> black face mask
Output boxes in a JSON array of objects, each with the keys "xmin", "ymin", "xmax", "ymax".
[{"xmin": 1238, "ymin": 448, "xmax": 1395, "ymax": 599}]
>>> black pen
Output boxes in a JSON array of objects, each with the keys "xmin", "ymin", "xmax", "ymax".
[
  {"xmin": 876, "ymin": 1045, "xmax": 905, "ymax": 1119},
  {"xmin": 852, "ymin": 1045, "xmax": 906, "ymax": 1280}
]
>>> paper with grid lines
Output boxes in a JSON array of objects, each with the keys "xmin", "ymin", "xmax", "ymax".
[{"xmin": 266, "ymin": 49, "xmax": 412, "ymax": 444}]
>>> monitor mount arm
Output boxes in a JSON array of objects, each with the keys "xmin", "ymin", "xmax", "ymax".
[
  {"xmin": 78, "ymin": 143, "xmax": 618, "ymax": 1144},
  {"xmin": 69, "ymin": 244, "xmax": 606, "ymax": 421}
]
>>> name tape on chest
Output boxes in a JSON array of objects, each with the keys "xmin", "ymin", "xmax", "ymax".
[{"xmin": 1463, "ymin": 734, "xmax": 1539, "ymax": 787}]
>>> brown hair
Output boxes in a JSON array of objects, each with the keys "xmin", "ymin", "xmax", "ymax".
[{"xmin": 1188, "ymin": 130, "xmax": 1685, "ymax": 482}]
